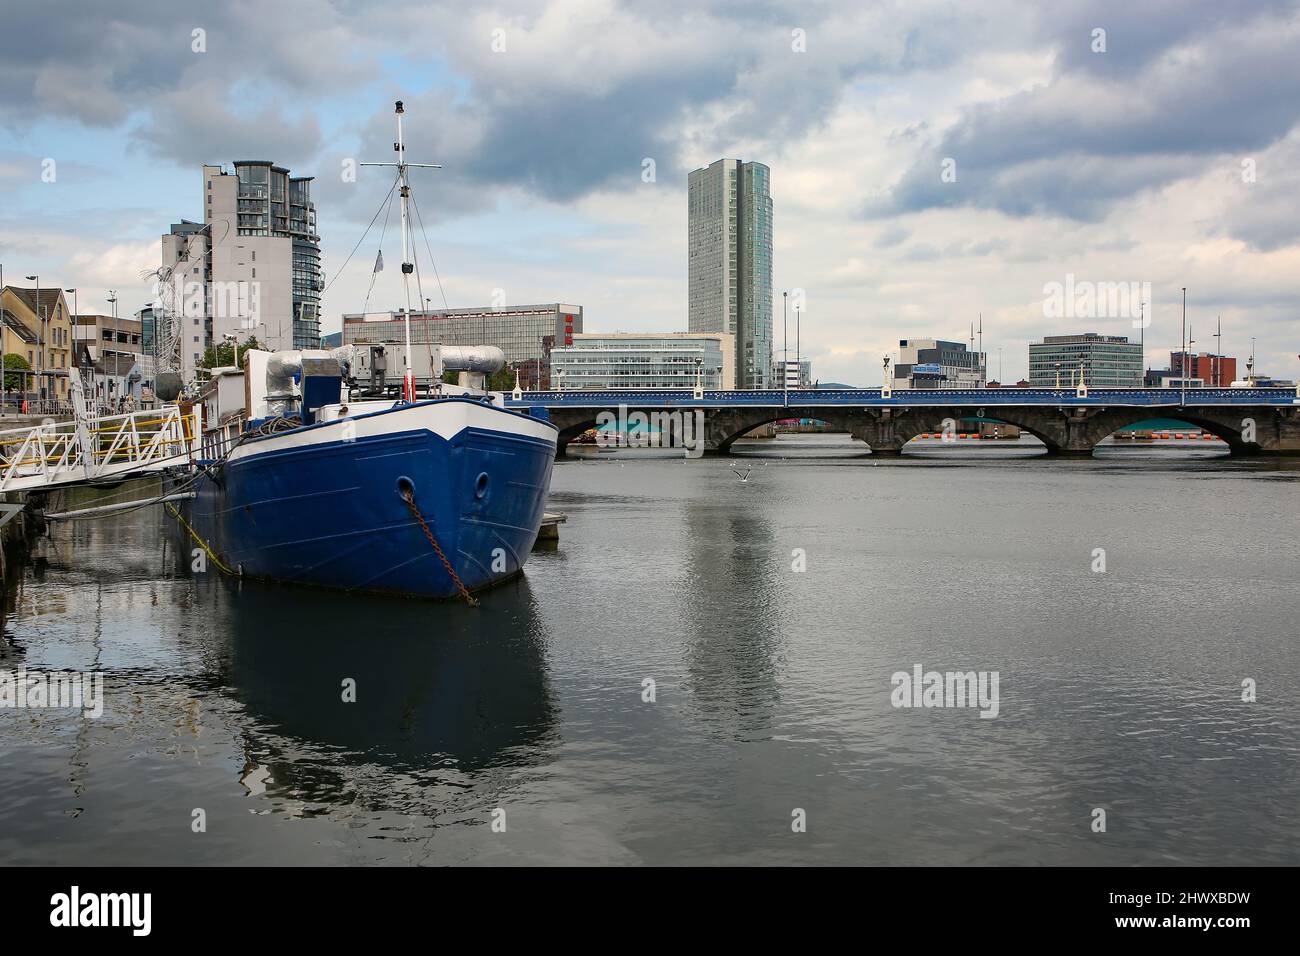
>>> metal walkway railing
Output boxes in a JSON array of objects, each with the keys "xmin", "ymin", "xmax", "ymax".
[{"xmin": 0, "ymin": 403, "xmax": 200, "ymax": 493}]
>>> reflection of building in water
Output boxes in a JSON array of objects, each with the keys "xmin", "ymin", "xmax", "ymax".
[
  {"xmin": 680, "ymin": 501, "xmax": 783, "ymax": 741},
  {"xmin": 197, "ymin": 578, "xmax": 558, "ymax": 815}
]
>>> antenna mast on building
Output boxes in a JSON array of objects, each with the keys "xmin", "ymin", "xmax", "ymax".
[{"xmin": 361, "ymin": 101, "xmax": 442, "ymax": 402}]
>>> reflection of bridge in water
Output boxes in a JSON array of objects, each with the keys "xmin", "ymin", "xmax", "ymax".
[{"xmin": 509, "ymin": 387, "xmax": 1300, "ymax": 457}]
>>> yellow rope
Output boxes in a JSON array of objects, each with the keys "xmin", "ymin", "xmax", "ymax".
[{"xmin": 165, "ymin": 502, "xmax": 235, "ymax": 576}]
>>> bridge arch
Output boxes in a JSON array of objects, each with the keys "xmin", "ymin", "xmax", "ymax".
[
  {"xmin": 892, "ymin": 411, "xmax": 1061, "ymax": 454},
  {"xmin": 550, "ymin": 409, "xmax": 711, "ymax": 455},
  {"xmin": 1093, "ymin": 411, "xmax": 1247, "ymax": 453}
]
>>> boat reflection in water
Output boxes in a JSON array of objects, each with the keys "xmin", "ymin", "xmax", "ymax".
[{"xmin": 193, "ymin": 574, "xmax": 560, "ymax": 817}]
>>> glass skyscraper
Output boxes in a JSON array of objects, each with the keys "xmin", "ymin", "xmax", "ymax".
[{"xmin": 688, "ymin": 158, "xmax": 772, "ymax": 388}]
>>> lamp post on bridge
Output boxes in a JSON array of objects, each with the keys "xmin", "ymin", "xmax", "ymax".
[
  {"xmin": 65, "ymin": 286, "xmax": 79, "ymax": 404},
  {"xmin": 1180, "ymin": 287, "xmax": 1187, "ymax": 407},
  {"xmin": 782, "ymin": 290, "xmax": 788, "ymax": 407},
  {"xmin": 795, "ymin": 300, "xmax": 802, "ymax": 390}
]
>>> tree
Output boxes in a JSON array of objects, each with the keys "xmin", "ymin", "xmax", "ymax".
[
  {"xmin": 199, "ymin": 336, "xmax": 262, "ymax": 371},
  {"xmin": 487, "ymin": 365, "xmax": 517, "ymax": 391},
  {"xmin": 3, "ymin": 353, "xmax": 31, "ymax": 393},
  {"xmin": 440, "ymin": 365, "xmax": 518, "ymax": 391}
]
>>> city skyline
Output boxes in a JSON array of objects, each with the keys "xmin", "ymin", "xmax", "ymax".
[{"xmin": 2, "ymin": 1, "xmax": 1299, "ymax": 386}]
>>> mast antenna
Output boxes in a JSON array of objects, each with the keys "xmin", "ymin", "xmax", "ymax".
[{"xmin": 360, "ymin": 101, "xmax": 442, "ymax": 402}]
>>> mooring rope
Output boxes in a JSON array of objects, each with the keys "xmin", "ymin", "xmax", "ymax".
[{"xmin": 165, "ymin": 501, "xmax": 235, "ymax": 576}]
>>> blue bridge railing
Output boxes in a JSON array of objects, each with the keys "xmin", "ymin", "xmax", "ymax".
[{"xmin": 506, "ymin": 387, "xmax": 1299, "ymax": 408}]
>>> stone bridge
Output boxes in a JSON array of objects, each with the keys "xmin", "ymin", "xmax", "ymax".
[{"xmin": 511, "ymin": 387, "xmax": 1300, "ymax": 458}]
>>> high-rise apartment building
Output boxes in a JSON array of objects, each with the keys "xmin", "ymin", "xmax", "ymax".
[
  {"xmin": 688, "ymin": 159, "xmax": 772, "ymax": 388},
  {"xmin": 160, "ymin": 161, "xmax": 321, "ymax": 380}
]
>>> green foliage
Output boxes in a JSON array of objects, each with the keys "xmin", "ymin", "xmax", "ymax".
[
  {"xmin": 199, "ymin": 336, "xmax": 262, "ymax": 371},
  {"xmin": 3, "ymin": 352, "xmax": 31, "ymax": 392},
  {"xmin": 487, "ymin": 366, "xmax": 516, "ymax": 391},
  {"xmin": 440, "ymin": 365, "xmax": 518, "ymax": 391}
]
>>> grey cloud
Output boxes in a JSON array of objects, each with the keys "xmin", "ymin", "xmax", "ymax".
[
  {"xmin": 872, "ymin": 2, "xmax": 1300, "ymax": 222},
  {"xmin": 130, "ymin": 82, "xmax": 324, "ymax": 168},
  {"xmin": 0, "ymin": 0, "xmax": 372, "ymax": 128},
  {"xmin": 874, "ymin": 224, "xmax": 909, "ymax": 248},
  {"xmin": 1038, "ymin": 0, "xmax": 1298, "ymax": 76},
  {"xmin": 1218, "ymin": 139, "xmax": 1300, "ymax": 250}
]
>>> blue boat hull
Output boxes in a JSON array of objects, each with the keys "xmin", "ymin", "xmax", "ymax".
[{"xmin": 176, "ymin": 399, "xmax": 556, "ymax": 599}]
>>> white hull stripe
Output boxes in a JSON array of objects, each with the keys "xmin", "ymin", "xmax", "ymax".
[{"xmin": 228, "ymin": 401, "xmax": 556, "ymax": 464}]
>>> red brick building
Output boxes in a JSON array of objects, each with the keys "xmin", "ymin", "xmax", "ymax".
[{"xmin": 1171, "ymin": 351, "xmax": 1236, "ymax": 386}]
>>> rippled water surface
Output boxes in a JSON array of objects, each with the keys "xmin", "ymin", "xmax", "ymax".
[{"xmin": 2, "ymin": 435, "xmax": 1297, "ymax": 865}]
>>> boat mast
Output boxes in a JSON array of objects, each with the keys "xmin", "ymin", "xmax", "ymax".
[
  {"xmin": 361, "ymin": 101, "xmax": 442, "ymax": 403},
  {"xmin": 396, "ymin": 102, "xmax": 415, "ymax": 401}
]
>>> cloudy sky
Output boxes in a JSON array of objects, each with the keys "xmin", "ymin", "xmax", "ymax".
[{"xmin": 2, "ymin": 0, "xmax": 1298, "ymax": 385}]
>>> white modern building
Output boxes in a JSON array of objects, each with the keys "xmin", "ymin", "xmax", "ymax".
[
  {"xmin": 892, "ymin": 338, "xmax": 985, "ymax": 389},
  {"xmin": 160, "ymin": 161, "xmax": 321, "ymax": 381},
  {"xmin": 688, "ymin": 158, "xmax": 773, "ymax": 388},
  {"xmin": 549, "ymin": 332, "xmax": 735, "ymax": 390},
  {"xmin": 773, "ymin": 358, "xmax": 812, "ymax": 388}
]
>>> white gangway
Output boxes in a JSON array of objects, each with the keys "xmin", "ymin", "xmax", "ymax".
[{"xmin": 0, "ymin": 377, "xmax": 200, "ymax": 494}]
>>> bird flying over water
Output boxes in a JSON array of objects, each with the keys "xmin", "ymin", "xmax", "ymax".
[{"xmin": 732, "ymin": 466, "xmax": 752, "ymax": 482}]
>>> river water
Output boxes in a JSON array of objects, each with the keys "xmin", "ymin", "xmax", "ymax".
[{"xmin": 2, "ymin": 435, "xmax": 1297, "ymax": 865}]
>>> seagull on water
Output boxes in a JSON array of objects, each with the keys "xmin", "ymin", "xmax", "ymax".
[{"xmin": 732, "ymin": 466, "xmax": 753, "ymax": 482}]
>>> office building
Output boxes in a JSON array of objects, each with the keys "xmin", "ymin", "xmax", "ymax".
[
  {"xmin": 160, "ymin": 160, "xmax": 322, "ymax": 380},
  {"xmin": 1028, "ymin": 333, "xmax": 1142, "ymax": 387},
  {"xmin": 342, "ymin": 304, "xmax": 582, "ymax": 370},
  {"xmin": 772, "ymin": 358, "xmax": 812, "ymax": 388},
  {"xmin": 1170, "ymin": 351, "xmax": 1236, "ymax": 387},
  {"xmin": 893, "ymin": 338, "xmax": 985, "ymax": 389},
  {"xmin": 72, "ymin": 312, "xmax": 150, "ymax": 405},
  {"xmin": 136, "ymin": 305, "xmax": 158, "ymax": 357},
  {"xmin": 688, "ymin": 158, "xmax": 773, "ymax": 388},
  {"xmin": 549, "ymin": 332, "xmax": 734, "ymax": 390}
]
